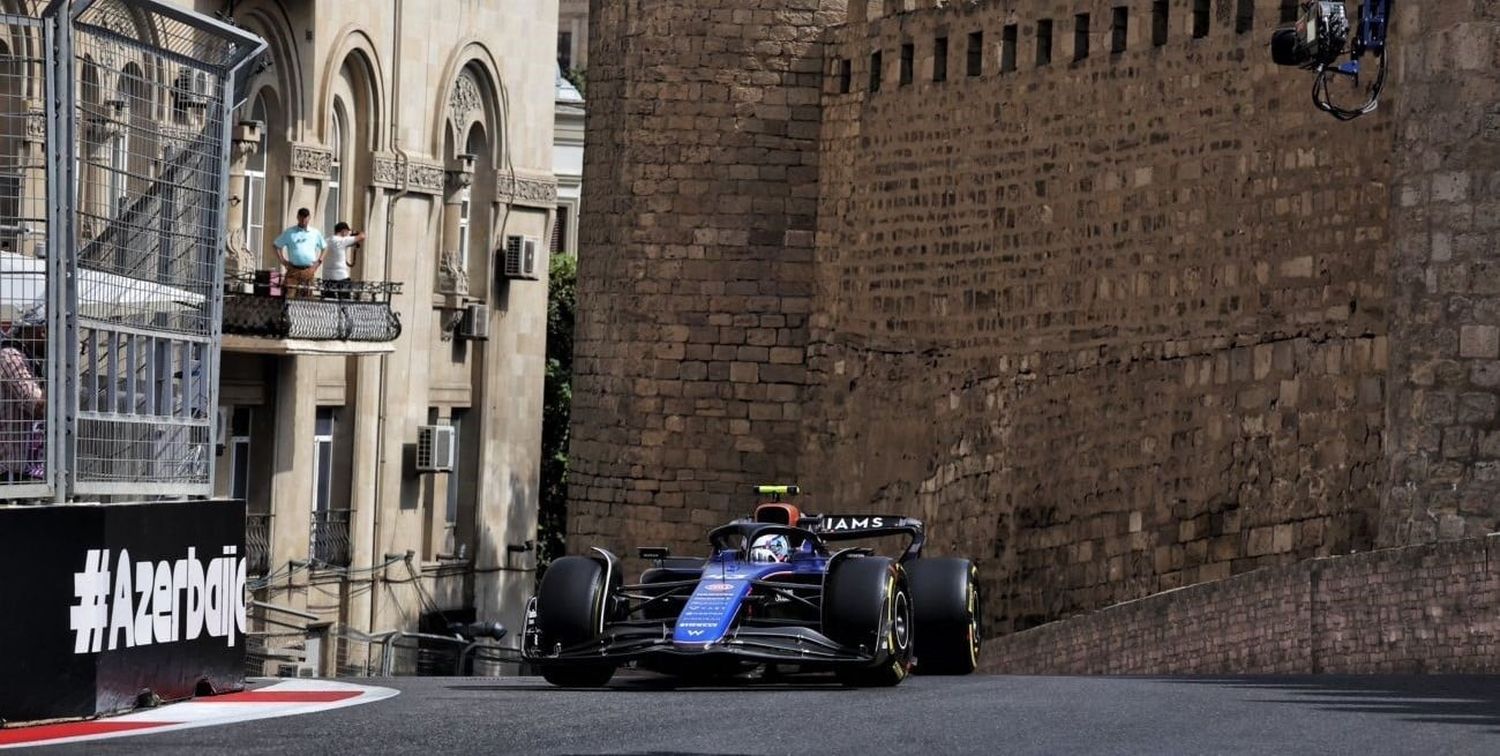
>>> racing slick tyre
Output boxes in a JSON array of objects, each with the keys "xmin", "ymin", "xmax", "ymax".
[
  {"xmin": 535, "ymin": 555, "xmax": 617, "ymax": 688},
  {"xmin": 905, "ymin": 558, "xmax": 981, "ymax": 675},
  {"xmin": 823, "ymin": 556, "xmax": 914, "ymax": 687}
]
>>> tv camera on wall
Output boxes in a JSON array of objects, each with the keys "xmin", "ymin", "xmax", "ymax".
[{"xmin": 1270, "ymin": 0, "xmax": 1392, "ymax": 121}]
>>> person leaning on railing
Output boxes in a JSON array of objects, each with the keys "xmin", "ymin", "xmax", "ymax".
[
  {"xmin": 324, "ymin": 221, "xmax": 366, "ymax": 300},
  {"xmin": 273, "ymin": 207, "xmax": 326, "ymax": 299}
]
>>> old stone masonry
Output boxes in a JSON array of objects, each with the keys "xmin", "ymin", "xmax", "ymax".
[{"xmin": 568, "ymin": 0, "xmax": 1500, "ymax": 655}]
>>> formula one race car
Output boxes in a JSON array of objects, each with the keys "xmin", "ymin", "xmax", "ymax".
[{"xmin": 523, "ymin": 486, "xmax": 981, "ymax": 687}]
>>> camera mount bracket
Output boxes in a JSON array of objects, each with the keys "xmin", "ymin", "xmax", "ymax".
[{"xmin": 1273, "ymin": 0, "xmax": 1394, "ymax": 121}]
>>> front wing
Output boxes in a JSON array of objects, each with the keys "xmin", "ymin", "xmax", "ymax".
[{"xmin": 521, "ymin": 597, "xmax": 883, "ymax": 668}]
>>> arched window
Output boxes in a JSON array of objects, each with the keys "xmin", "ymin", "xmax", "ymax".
[
  {"xmin": 326, "ymin": 101, "xmax": 345, "ymax": 234},
  {"xmin": 244, "ymin": 95, "xmax": 267, "ymax": 258},
  {"xmin": 112, "ymin": 63, "xmax": 145, "ymax": 220},
  {"xmin": 457, "ymin": 127, "xmax": 483, "ymax": 274}
]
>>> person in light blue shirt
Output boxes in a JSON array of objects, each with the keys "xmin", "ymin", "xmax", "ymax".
[{"xmin": 273, "ymin": 207, "xmax": 326, "ymax": 298}]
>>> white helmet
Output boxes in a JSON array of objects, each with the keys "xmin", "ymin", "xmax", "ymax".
[{"xmin": 749, "ymin": 533, "xmax": 791, "ymax": 563}]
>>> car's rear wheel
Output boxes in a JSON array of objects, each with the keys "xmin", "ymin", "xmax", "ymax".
[
  {"xmin": 535, "ymin": 555, "xmax": 617, "ymax": 688},
  {"xmin": 906, "ymin": 558, "xmax": 981, "ymax": 675},
  {"xmin": 823, "ymin": 556, "xmax": 913, "ymax": 687}
]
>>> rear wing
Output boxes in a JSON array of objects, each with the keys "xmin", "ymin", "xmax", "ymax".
[{"xmin": 801, "ymin": 514, "xmax": 925, "ymax": 561}]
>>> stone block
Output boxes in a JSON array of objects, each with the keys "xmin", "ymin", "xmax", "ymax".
[
  {"xmin": 1460, "ymin": 325, "xmax": 1500, "ymax": 358},
  {"xmin": 729, "ymin": 362, "xmax": 759, "ymax": 383},
  {"xmin": 1459, "ymin": 392, "xmax": 1499, "ymax": 424}
]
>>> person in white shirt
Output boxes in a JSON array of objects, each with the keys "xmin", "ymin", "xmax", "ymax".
[{"xmin": 323, "ymin": 221, "xmax": 365, "ymax": 299}]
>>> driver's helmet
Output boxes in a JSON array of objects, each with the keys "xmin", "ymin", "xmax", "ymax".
[{"xmin": 749, "ymin": 533, "xmax": 791, "ymax": 563}]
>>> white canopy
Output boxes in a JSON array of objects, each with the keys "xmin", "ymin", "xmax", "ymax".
[{"xmin": 0, "ymin": 251, "xmax": 205, "ymax": 324}]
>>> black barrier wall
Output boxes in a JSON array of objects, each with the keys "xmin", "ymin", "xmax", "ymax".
[{"xmin": 0, "ymin": 500, "xmax": 246, "ymax": 722}]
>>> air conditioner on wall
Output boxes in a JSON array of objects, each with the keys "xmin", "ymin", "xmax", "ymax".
[
  {"xmin": 175, "ymin": 69, "xmax": 212, "ymax": 107},
  {"xmin": 416, "ymin": 425, "xmax": 456, "ymax": 473},
  {"xmin": 459, "ymin": 303, "xmax": 490, "ymax": 340},
  {"xmin": 275, "ymin": 663, "xmax": 317, "ymax": 678},
  {"xmin": 501, "ymin": 235, "xmax": 540, "ymax": 281}
]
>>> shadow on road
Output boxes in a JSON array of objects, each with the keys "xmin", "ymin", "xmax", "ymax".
[
  {"xmin": 1150, "ymin": 675, "xmax": 1500, "ymax": 731},
  {"xmin": 449, "ymin": 672, "xmax": 853, "ymax": 694}
]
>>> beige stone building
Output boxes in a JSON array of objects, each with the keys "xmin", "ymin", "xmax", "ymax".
[
  {"xmin": 557, "ymin": 0, "xmax": 588, "ymax": 75},
  {"xmin": 190, "ymin": 0, "xmax": 558, "ymax": 673}
]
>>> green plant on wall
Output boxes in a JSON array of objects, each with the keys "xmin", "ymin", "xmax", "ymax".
[
  {"xmin": 539, "ymin": 252, "xmax": 576, "ymax": 572},
  {"xmin": 563, "ymin": 67, "xmax": 586, "ymax": 96}
]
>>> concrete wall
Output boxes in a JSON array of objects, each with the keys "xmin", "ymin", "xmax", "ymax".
[{"xmin": 982, "ymin": 535, "xmax": 1500, "ymax": 674}]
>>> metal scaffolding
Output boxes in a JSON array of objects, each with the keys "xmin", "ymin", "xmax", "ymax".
[{"xmin": 0, "ymin": 0, "xmax": 263, "ymax": 501}]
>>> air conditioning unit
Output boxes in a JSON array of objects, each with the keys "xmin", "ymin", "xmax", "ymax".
[
  {"xmin": 459, "ymin": 303, "xmax": 490, "ymax": 340},
  {"xmin": 275, "ymin": 663, "xmax": 317, "ymax": 678},
  {"xmin": 174, "ymin": 69, "xmax": 212, "ymax": 107},
  {"xmin": 415, "ymin": 424, "xmax": 456, "ymax": 473},
  {"xmin": 501, "ymin": 235, "xmax": 540, "ymax": 281}
]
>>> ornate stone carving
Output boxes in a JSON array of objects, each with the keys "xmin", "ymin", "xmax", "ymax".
[
  {"xmin": 289, "ymin": 143, "xmax": 333, "ymax": 178},
  {"xmin": 369, "ymin": 155, "xmax": 448, "ymax": 194},
  {"xmin": 407, "ymin": 160, "xmax": 445, "ymax": 194},
  {"xmin": 449, "ymin": 70, "xmax": 483, "ymax": 129},
  {"xmin": 495, "ymin": 172, "xmax": 559, "ymax": 208},
  {"xmin": 446, "ymin": 154, "xmax": 476, "ymax": 198},
  {"xmin": 372, "ymin": 154, "xmax": 402, "ymax": 187},
  {"xmin": 25, "ymin": 109, "xmax": 45, "ymax": 143},
  {"xmin": 158, "ymin": 124, "xmax": 197, "ymax": 156},
  {"xmin": 230, "ymin": 122, "xmax": 263, "ymax": 169},
  {"xmin": 436, "ymin": 249, "xmax": 469, "ymax": 298},
  {"xmin": 224, "ymin": 226, "xmax": 257, "ymax": 281},
  {"xmin": 447, "ymin": 169, "xmax": 473, "ymax": 195},
  {"xmin": 86, "ymin": 3, "xmax": 140, "ymax": 71},
  {"xmin": 92, "ymin": 1, "xmax": 140, "ymax": 38}
]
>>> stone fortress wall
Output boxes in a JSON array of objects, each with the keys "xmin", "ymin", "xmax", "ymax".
[
  {"xmin": 809, "ymin": 0, "xmax": 1392, "ymax": 632},
  {"xmin": 572, "ymin": 0, "xmax": 1500, "ymax": 645}
]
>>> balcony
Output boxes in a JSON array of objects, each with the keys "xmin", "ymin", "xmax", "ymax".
[
  {"xmin": 222, "ymin": 272, "xmax": 402, "ymax": 355},
  {"xmin": 246, "ymin": 512, "xmax": 271, "ymax": 576},
  {"xmin": 310, "ymin": 507, "xmax": 352, "ymax": 567}
]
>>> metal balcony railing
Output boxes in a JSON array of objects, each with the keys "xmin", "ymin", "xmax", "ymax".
[
  {"xmin": 222, "ymin": 272, "xmax": 402, "ymax": 342},
  {"xmin": 246, "ymin": 512, "xmax": 271, "ymax": 575},
  {"xmin": 310, "ymin": 508, "xmax": 352, "ymax": 567}
]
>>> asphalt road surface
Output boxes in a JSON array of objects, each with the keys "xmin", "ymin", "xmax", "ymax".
[{"xmin": 35, "ymin": 673, "xmax": 1500, "ymax": 755}]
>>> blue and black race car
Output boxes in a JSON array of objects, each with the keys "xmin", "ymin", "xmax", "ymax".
[{"xmin": 522, "ymin": 486, "xmax": 981, "ymax": 687}]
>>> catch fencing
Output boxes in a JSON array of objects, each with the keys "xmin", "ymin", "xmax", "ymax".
[{"xmin": 0, "ymin": 0, "xmax": 263, "ymax": 500}]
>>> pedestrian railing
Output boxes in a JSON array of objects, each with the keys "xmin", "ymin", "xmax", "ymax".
[
  {"xmin": 222, "ymin": 272, "xmax": 402, "ymax": 342},
  {"xmin": 309, "ymin": 508, "xmax": 352, "ymax": 567}
]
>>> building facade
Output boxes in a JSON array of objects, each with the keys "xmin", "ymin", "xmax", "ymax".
[
  {"xmin": 196, "ymin": 0, "xmax": 558, "ymax": 674},
  {"xmin": 552, "ymin": 67, "xmax": 583, "ymax": 258},
  {"xmin": 557, "ymin": 0, "xmax": 588, "ymax": 76}
]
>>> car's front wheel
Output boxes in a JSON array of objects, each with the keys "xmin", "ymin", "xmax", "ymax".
[
  {"xmin": 534, "ymin": 555, "xmax": 617, "ymax": 688},
  {"xmin": 823, "ymin": 556, "xmax": 913, "ymax": 687}
]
